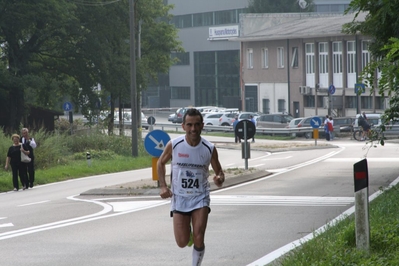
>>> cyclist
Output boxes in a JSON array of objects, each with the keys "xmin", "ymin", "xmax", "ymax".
[{"xmin": 358, "ymin": 112, "xmax": 370, "ymax": 140}]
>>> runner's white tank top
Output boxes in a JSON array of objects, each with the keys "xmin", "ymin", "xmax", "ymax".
[{"xmin": 170, "ymin": 135, "xmax": 214, "ymax": 212}]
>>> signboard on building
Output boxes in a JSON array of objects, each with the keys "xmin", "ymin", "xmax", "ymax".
[{"xmin": 208, "ymin": 25, "xmax": 239, "ymax": 40}]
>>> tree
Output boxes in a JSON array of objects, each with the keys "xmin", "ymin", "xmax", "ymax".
[
  {"xmin": 247, "ymin": 0, "xmax": 314, "ymax": 13},
  {"xmin": 344, "ymin": 0, "xmax": 399, "ymax": 143}
]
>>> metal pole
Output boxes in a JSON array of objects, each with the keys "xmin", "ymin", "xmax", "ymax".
[
  {"xmin": 244, "ymin": 121, "xmax": 248, "ymax": 170},
  {"xmin": 129, "ymin": 0, "xmax": 138, "ymax": 156}
]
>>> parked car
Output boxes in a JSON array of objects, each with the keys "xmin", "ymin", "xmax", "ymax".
[
  {"xmin": 141, "ymin": 112, "xmax": 148, "ymax": 130},
  {"xmin": 297, "ymin": 115, "xmax": 326, "ymax": 138},
  {"xmin": 168, "ymin": 113, "xmax": 176, "ymax": 122},
  {"xmin": 256, "ymin": 113, "xmax": 294, "ymax": 128},
  {"xmin": 219, "ymin": 112, "xmax": 237, "ymax": 126},
  {"xmin": 203, "ymin": 113, "xmax": 223, "ymax": 125},
  {"xmin": 332, "ymin": 117, "xmax": 354, "ymax": 132},
  {"xmin": 172, "ymin": 107, "xmax": 188, "ymax": 123}
]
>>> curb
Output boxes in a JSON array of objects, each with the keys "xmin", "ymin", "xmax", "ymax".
[{"xmin": 80, "ymin": 169, "xmax": 271, "ymax": 197}]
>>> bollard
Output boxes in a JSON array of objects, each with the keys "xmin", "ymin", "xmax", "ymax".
[{"xmin": 86, "ymin": 151, "xmax": 92, "ymax": 166}]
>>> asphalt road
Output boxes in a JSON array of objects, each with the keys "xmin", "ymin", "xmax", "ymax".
[{"xmin": 1, "ymin": 137, "xmax": 399, "ymax": 265}]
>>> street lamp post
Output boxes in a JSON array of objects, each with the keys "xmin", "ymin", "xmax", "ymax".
[{"xmin": 129, "ymin": 0, "xmax": 138, "ymax": 156}]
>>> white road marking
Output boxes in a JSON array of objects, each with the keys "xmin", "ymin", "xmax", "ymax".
[
  {"xmin": 211, "ymin": 195, "xmax": 353, "ymax": 207},
  {"xmin": 18, "ymin": 200, "xmax": 50, "ymax": 207},
  {"xmin": 0, "ymin": 223, "xmax": 14, "ymax": 228},
  {"xmin": 109, "ymin": 200, "xmax": 166, "ymax": 212},
  {"xmin": 262, "ymin": 156, "xmax": 292, "ymax": 161},
  {"xmin": 325, "ymin": 158, "xmax": 399, "ymax": 163}
]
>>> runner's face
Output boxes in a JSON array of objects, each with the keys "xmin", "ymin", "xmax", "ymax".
[{"xmin": 182, "ymin": 115, "xmax": 203, "ymax": 140}]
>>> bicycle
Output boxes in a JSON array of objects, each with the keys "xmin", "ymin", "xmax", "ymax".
[{"xmin": 353, "ymin": 126, "xmax": 379, "ymax": 141}]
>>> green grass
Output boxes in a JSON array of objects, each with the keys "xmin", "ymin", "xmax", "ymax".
[{"xmin": 272, "ymin": 185, "xmax": 399, "ymax": 265}]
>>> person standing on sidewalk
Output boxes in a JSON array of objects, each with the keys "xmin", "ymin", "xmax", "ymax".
[
  {"xmin": 21, "ymin": 128, "xmax": 37, "ymax": 188},
  {"xmin": 157, "ymin": 108, "xmax": 225, "ymax": 266},
  {"xmin": 233, "ymin": 114, "xmax": 241, "ymax": 143}
]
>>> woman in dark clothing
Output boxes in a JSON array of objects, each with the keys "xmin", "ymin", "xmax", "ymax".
[{"xmin": 5, "ymin": 134, "xmax": 28, "ymax": 191}]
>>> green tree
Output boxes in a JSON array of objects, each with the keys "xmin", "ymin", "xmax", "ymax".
[
  {"xmin": 247, "ymin": 0, "xmax": 314, "ymax": 13},
  {"xmin": 344, "ymin": 1, "xmax": 399, "ymax": 135}
]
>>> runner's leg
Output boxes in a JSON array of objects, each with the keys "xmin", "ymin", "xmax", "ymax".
[
  {"xmin": 173, "ymin": 212, "xmax": 191, "ymax": 248},
  {"xmin": 191, "ymin": 207, "xmax": 209, "ymax": 266}
]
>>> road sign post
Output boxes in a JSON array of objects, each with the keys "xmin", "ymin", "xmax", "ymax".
[
  {"xmin": 144, "ymin": 130, "xmax": 170, "ymax": 185},
  {"xmin": 235, "ymin": 120, "xmax": 256, "ymax": 170},
  {"xmin": 310, "ymin": 116, "xmax": 322, "ymax": 146},
  {"xmin": 147, "ymin": 116, "xmax": 156, "ymax": 132},
  {"xmin": 353, "ymin": 158, "xmax": 370, "ymax": 251}
]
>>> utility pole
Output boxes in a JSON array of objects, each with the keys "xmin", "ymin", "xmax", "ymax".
[{"xmin": 129, "ymin": 0, "xmax": 138, "ymax": 156}]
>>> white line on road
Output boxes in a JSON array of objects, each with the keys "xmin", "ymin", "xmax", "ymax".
[
  {"xmin": 18, "ymin": 200, "xmax": 50, "ymax": 207},
  {"xmin": 0, "ymin": 223, "xmax": 14, "ymax": 228},
  {"xmin": 261, "ymin": 156, "xmax": 292, "ymax": 161},
  {"xmin": 211, "ymin": 195, "xmax": 353, "ymax": 207},
  {"xmin": 325, "ymin": 158, "xmax": 399, "ymax": 162}
]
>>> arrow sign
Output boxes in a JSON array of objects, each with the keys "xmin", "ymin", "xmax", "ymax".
[
  {"xmin": 310, "ymin": 116, "xmax": 322, "ymax": 128},
  {"xmin": 144, "ymin": 130, "xmax": 171, "ymax": 157}
]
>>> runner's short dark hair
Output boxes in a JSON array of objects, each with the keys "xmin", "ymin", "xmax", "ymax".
[{"xmin": 183, "ymin": 108, "xmax": 203, "ymax": 124}]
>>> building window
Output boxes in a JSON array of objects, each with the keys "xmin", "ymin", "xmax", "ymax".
[
  {"xmin": 333, "ymin": 42, "xmax": 342, "ymax": 74},
  {"xmin": 319, "ymin": 42, "xmax": 328, "ymax": 74},
  {"xmin": 277, "ymin": 47, "xmax": 284, "ymax": 68},
  {"xmin": 171, "ymin": 14, "xmax": 192, "ymax": 28},
  {"xmin": 345, "ymin": 96, "xmax": 356, "ymax": 108},
  {"xmin": 277, "ymin": 99, "xmax": 286, "ymax": 112},
  {"xmin": 361, "ymin": 96, "xmax": 372, "ymax": 109},
  {"xmin": 247, "ymin": 48, "xmax": 253, "ymax": 69},
  {"xmin": 305, "ymin": 43, "xmax": 314, "ymax": 74},
  {"xmin": 262, "ymin": 48, "xmax": 268, "ymax": 68},
  {"xmin": 362, "ymin": 40, "xmax": 371, "ymax": 71},
  {"xmin": 304, "ymin": 95, "xmax": 315, "ymax": 107},
  {"xmin": 193, "ymin": 12, "xmax": 213, "ymax": 27},
  {"xmin": 291, "ymin": 47, "xmax": 298, "ymax": 68},
  {"xmin": 171, "ymin": 52, "xmax": 190, "ymax": 65},
  {"xmin": 171, "ymin": 86, "xmax": 191, "ymax": 100},
  {"xmin": 347, "ymin": 41, "xmax": 356, "ymax": 73},
  {"xmin": 215, "ymin": 10, "xmax": 236, "ymax": 25},
  {"xmin": 262, "ymin": 99, "xmax": 270, "ymax": 114}
]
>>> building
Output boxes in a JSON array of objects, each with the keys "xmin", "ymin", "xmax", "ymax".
[
  {"xmin": 234, "ymin": 12, "xmax": 387, "ymax": 118},
  {"xmin": 142, "ymin": 0, "xmax": 352, "ymax": 110}
]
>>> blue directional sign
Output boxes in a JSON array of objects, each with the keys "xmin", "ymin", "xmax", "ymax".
[
  {"xmin": 355, "ymin": 83, "xmax": 366, "ymax": 94},
  {"xmin": 144, "ymin": 130, "xmax": 170, "ymax": 157},
  {"xmin": 63, "ymin": 102, "xmax": 73, "ymax": 112},
  {"xmin": 328, "ymin": 84, "xmax": 336, "ymax": 95},
  {"xmin": 310, "ymin": 116, "xmax": 322, "ymax": 128}
]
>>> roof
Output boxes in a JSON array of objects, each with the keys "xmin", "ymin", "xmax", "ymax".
[{"xmin": 231, "ymin": 12, "xmax": 368, "ymax": 42}]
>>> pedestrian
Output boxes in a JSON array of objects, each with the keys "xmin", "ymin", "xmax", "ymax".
[
  {"xmin": 358, "ymin": 112, "xmax": 370, "ymax": 140},
  {"xmin": 233, "ymin": 114, "xmax": 241, "ymax": 143},
  {"xmin": 328, "ymin": 116, "xmax": 334, "ymax": 140},
  {"xmin": 250, "ymin": 115, "xmax": 256, "ymax": 143},
  {"xmin": 324, "ymin": 115, "xmax": 330, "ymax": 141},
  {"xmin": 21, "ymin": 128, "xmax": 37, "ymax": 188},
  {"xmin": 5, "ymin": 134, "xmax": 28, "ymax": 191},
  {"xmin": 157, "ymin": 108, "xmax": 225, "ymax": 266}
]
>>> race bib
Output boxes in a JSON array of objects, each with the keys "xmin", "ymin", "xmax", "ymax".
[{"xmin": 175, "ymin": 168, "xmax": 204, "ymax": 196}]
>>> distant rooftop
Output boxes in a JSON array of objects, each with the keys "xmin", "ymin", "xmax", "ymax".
[{"xmin": 231, "ymin": 12, "xmax": 367, "ymax": 42}]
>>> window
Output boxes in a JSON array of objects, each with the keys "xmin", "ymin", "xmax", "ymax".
[
  {"xmin": 171, "ymin": 86, "xmax": 190, "ymax": 100},
  {"xmin": 171, "ymin": 52, "xmax": 190, "ymax": 65},
  {"xmin": 305, "ymin": 43, "xmax": 314, "ymax": 74},
  {"xmin": 362, "ymin": 40, "xmax": 371, "ymax": 71},
  {"xmin": 361, "ymin": 96, "xmax": 372, "ymax": 109},
  {"xmin": 193, "ymin": 12, "xmax": 213, "ymax": 27},
  {"xmin": 261, "ymin": 48, "xmax": 268, "ymax": 68},
  {"xmin": 171, "ymin": 14, "xmax": 192, "ymax": 28},
  {"xmin": 304, "ymin": 95, "xmax": 315, "ymax": 107},
  {"xmin": 247, "ymin": 48, "xmax": 253, "ymax": 69},
  {"xmin": 277, "ymin": 47, "xmax": 284, "ymax": 68},
  {"xmin": 345, "ymin": 96, "xmax": 356, "ymax": 108},
  {"xmin": 278, "ymin": 99, "xmax": 286, "ymax": 112},
  {"xmin": 291, "ymin": 47, "xmax": 298, "ymax": 68},
  {"xmin": 333, "ymin": 42, "xmax": 342, "ymax": 74},
  {"xmin": 215, "ymin": 10, "xmax": 236, "ymax": 25},
  {"xmin": 319, "ymin": 42, "xmax": 328, "ymax": 74},
  {"xmin": 347, "ymin": 41, "xmax": 356, "ymax": 73},
  {"xmin": 262, "ymin": 99, "xmax": 270, "ymax": 114}
]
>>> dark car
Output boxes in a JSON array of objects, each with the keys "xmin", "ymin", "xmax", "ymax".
[
  {"xmin": 172, "ymin": 107, "xmax": 187, "ymax": 123},
  {"xmin": 332, "ymin": 117, "xmax": 354, "ymax": 133}
]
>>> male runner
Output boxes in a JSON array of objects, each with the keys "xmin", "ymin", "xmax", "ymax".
[{"xmin": 157, "ymin": 108, "xmax": 224, "ymax": 266}]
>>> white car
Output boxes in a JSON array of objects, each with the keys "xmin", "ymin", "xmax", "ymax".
[
  {"xmin": 203, "ymin": 113, "xmax": 223, "ymax": 125},
  {"xmin": 218, "ymin": 112, "xmax": 237, "ymax": 126}
]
